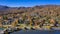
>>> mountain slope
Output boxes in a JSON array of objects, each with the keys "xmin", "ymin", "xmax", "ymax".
[{"xmin": 0, "ymin": 5, "xmax": 60, "ymax": 15}]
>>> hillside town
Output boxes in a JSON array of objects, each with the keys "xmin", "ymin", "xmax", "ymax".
[
  {"xmin": 0, "ymin": 5, "xmax": 60, "ymax": 34},
  {"xmin": 0, "ymin": 11, "xmax": 60, "ymax": 34}
]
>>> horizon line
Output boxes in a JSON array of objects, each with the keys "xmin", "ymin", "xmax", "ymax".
[{"xmin": 0, "ymin": 4, "xmax": 60, "ymax": 7}]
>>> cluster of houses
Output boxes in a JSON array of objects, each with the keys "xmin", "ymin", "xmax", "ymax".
[{"xmin": 0, "ymin": 12, "xmax": 60, "ymax": 31}]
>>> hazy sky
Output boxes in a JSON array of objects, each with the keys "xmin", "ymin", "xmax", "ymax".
[{"xmin": 0, "ymin": 0, "xmax": 60, "ymax": 7}]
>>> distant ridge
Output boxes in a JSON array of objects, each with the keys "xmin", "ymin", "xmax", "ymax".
[{"xmin": 0, "ymin": 5, "xmax": 60, "ymax": 15}]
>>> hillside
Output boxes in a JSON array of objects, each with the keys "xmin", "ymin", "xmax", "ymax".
[
  {"xmin": 0, "ymin": 5, "xmax": 60, "ymax": 17},
  {"xmin": 0, "ymin": 5, "xmax": 60, "ymax": 31}
]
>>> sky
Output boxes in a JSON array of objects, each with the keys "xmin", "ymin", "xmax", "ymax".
[{"xmin": 0, "ymin": 0, "xmax": 60, "ymax": 7}]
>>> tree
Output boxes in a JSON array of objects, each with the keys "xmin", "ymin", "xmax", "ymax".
[{"xmin": 3, "ymin": 15, "xmax": 8, "ymax": 20}]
